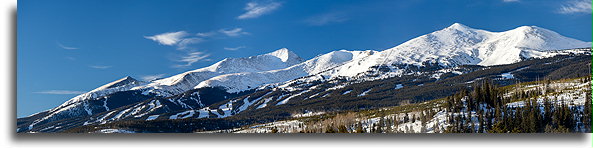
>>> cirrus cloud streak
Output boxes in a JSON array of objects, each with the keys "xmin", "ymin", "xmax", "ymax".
[
  {"xmin": 238, "ymin": 1, "xmax": 282, "ymax": 19},
  {"xmin": 558, "ymin": 0, "xmax": 591, "ymax": 14}
]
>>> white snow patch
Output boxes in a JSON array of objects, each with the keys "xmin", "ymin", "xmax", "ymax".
[
  {"xmin": 97, "ymin": 129, "xmax": 135, "ymax": 133},
  {"xmin": 170, "ymin": 110, "xmax": 195, "ymax": 119},
  {"xmin": 146, "ymin": 115, "xmax": 159, "ymax": 121},
  {"xmin": 342, "ymin": 90, "xmax": 352, "ymax": 95},
  {"xmin": 358, "ymin": 89, "xmax": 372, "ymax": 97},
  {"xmin": 500, "ymin": 72, "xmax": 514, "ymax": 79},
  {"xmin": 394, "ymin": 84, "xmax": 404, "ymax": 90},
  {"xmin": 257, "ymin": 97, "xmax": 273, "ymax": 109},
  {"xmin": 197, "ymin": 108, "xmax": 211, "ymax": 118}
]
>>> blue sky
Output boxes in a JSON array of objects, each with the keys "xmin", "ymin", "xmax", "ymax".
[{"xmin": 17, "ymin": 0, "xmax": 592, "ymax": 117}]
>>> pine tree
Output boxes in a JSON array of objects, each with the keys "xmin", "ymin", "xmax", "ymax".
[
  {"xmin": 445, "ymin": 96, "xmax": 453, "ymax": 111},
  {"xmin": 584, "ymin": 91, "xmax": 591, "ymax": 132},
  {"xmin": 271, "ymin": 127, "xmax": 279, "ymax": 133},
  {"xmin": 478, "ymin": 111, "xmax": 484, "ymax": 133},
  {"xmin": 338, "ymin": 125, "xmax": 348, "ymax": 133},
  {"xmin": 355, "ymin": 122, "xmax": 364, "ymax": 133},
  {"xmin": 543, "ymin": 97, "xmax": 552, "ymax": 124},
  {"xmin": 404, "ymin": 113, "xmax": 409, "ymax": 123},
  {"xmin": 325, "ymin": 125, "xmax": 336, "ymax": 133},
  {"xmin": 376, "ymin": 117, "xmax": 385, "ymax": 133}
]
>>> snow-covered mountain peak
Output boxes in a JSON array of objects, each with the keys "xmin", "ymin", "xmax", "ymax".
[
  {"xmin": 491, "ymin": 25, "xmax": 590, "ymax": 50},
  {"xmin": 320, "ymin": 50, "xmax": 375, "ymax": 63},
  {"xmin": 446, "ymin": 23, "xmax": 473, "ymax": 31},
  {"xmin": 504, "ymin": 25, "xmax": 556, "ymax": 39},
  {"xmin": 264, "ymin": 48, "xmax": 300, "ymax": 63},
  {"xmin": 303, "ymin": 50, "xmax": 376, "ymax": 74},
  {"xmin": 194, "ymin": 48, "xmax": 303, "ymax": 73},
  {"xmin": 53, "ymin": 76, "xmax": 146, "ymax": 113},
  {"xmin": 91, "ymin": 76, "xmax": 141, "ymax": 92},
  {"xmin": 511, "ymin": 25, "xmax": 544, "ymax": 32}
]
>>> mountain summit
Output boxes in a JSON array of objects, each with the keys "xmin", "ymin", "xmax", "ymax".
[
  {"xmin": 91, "ymin": 76, "xmax": 140, "ymax": 92},
  {"xmin": 446, "ymin": 23, "xmax": 472, "ymax": 31},
  {"xmin": 265, "ymin": 48, "xmax": 302, "ymax": 63}
]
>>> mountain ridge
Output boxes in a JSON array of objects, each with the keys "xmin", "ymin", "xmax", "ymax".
[
  {"xmin": 17, "ymin": 23, "xmax": 592, "ymax": 133},
  {"xmin": 323, "ymin": 23, "xmax": 591, "ymax": 78}
]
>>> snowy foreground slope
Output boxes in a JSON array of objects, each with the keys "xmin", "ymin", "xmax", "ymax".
[
  {"xmin": 211, "ymin": 77, "xmax": 590, "ymax": 133},
  {"xmin": 18, "ymin": 23, "xmax": 592, "ymax": 133}
]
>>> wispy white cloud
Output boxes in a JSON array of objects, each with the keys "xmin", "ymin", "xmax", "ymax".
[
  {"xmin": 219, "ymin": 28, "xmax": 249, "ymax": 37},
  {"xmin": 57, "ymin": 42, "xmax": 79, "ymax": 50},
  {"xmin": 224, "ymin": 46, "xmax": 246, "ymax": 51},
  {"xmin": 140, "ymin": 74, "xmax": 166, "ymax": 81},
  {"xmin": 145, "ymin": 31, "xmax": 190, "ymax": 46},
  {"xmin": 196, "ymin": 28, "xmax": 249, "ymax": 37},
  {"xmin": 145, "ymin": 31, "xmax": 206, "ymax": 50},
  {"xmin": 147, "ymin": 28, "xmax": 249, "ymax": 49},
  {"xmin": 502, "ymin": 0, "xmax": 519, "ymax": 2},
  {"xmin": 65, "ymin": 57, "xmax": 76, "ymax": 61},
  {"xmin": 196, "ymin": 31, "xmax": 217, "ymax": 37},
  {"xmin": 89, "ymin": 65, "xmax": 112, "ymax": 69},
  {"xmin": 174, "ymin": 51, "xmax": 211, "ymax": 67},
  {"xmin": 238, "ymin": 1, "xmax": 282, "ymax": 19},
  {"xmin": 148, "ymin": 28, "xmax": 249, "ymax": 67},
  {"xmin": 177, "ymin": 38, "xmax": 204, "ymax": 50},
  {"xmin": 305, "ymin": 12, "xmax": 349, "ymax": 26},
  {"xmin": 558, "ymin": 0, "xmax": 592, "ymax": 14},
  {"xmin": 35, "ymin": 90, "xmax": 85, "ymax": 95}
]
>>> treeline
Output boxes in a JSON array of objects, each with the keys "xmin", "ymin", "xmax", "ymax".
[{"xmin": 443, "ymin": 78, "xmax": 591, "ymax": 133}]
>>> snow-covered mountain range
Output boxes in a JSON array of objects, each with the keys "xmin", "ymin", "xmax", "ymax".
[
  {"xmin": 324, "ymin": 23, "xmax": 591, "ymax": 78},
  {"xmin": 18, "ymin": 23, "xmax": 591, "ymax": 132}
]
